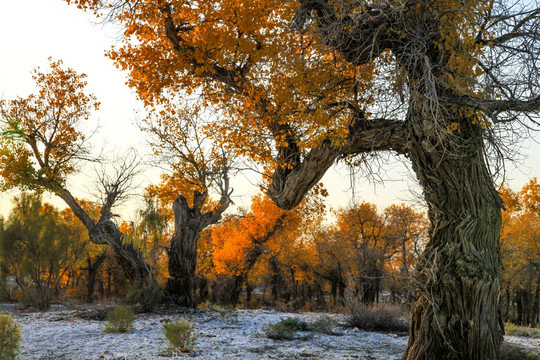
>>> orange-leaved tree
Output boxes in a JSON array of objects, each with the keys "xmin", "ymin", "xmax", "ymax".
[
  {"xmin": 334, "ymin": 202, "xmax": 399, "ymax": 304},
  {"xmin": 0, "ymin": 60, "xmax": 159, "ymax": 309},
  {"xmin": 208, "ymin": 194, "xmax": 306, "ymax": 305},
  {"xmin": 67, "ymin": 0, "xmax": 540, "ymax": 357},
  {"xmin": 499, "ymin": 179, "xmax": 540, "ymax": 326},
  {"xmin": 384, "ymin": 203, "xmax": 426, "ymax": 302}
]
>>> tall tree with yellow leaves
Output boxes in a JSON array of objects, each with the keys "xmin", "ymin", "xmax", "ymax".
[{"xmin": 68, "ymin": 0, "xmax": 540, "ymax": 357}]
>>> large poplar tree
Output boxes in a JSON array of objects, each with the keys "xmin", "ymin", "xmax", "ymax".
[{"xmin": 68, "ymin": 0, "xmax": 540, "ymax": 358}]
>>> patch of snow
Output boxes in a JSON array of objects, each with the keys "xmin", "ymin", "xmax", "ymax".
[{"xmin": 1, "ymin": 305, "xmax": 537, "ymax": 359}]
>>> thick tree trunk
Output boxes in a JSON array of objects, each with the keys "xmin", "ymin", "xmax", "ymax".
[
  {"xmin": 164, "ymin": 183, "xmax": 230, "ymax": 307},
  {"xmin": 165, "ymin": 227, "xmax": 199, "ymax": 308},
  {"xmin": 164, "ymin": 192, "xmax": 228, "ymax": 307},
  {"xmin": 164, "ymin": 195, "xmax": 201, "ymax": 308},
  {"xmin": 403, "ymin": 130, "xmax": 504, "ymax": 359}
]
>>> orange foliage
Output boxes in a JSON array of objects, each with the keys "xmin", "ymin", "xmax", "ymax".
[
  {"xmin": 500, "ymin": 179, "xmax": 540, "ymax": 293},
  {"xmin": 209, "ymin": 195, "xmax": 290, "ymax": 277},
  {"xmin": 0, "ymin": 59, "xmax": 99, "ymax": 192},
  {"xmin": 66, "ymin": 0, "xmax": 374, "ymax": 167}
]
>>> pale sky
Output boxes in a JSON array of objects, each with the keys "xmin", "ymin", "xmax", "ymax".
[{"xmin": 0, "ymin": 0, "xmax": 539, "ymax": 220}]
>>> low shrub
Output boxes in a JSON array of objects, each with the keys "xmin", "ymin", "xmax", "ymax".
[
  {"xmin": 104, "ymin": 305, "xmax": 135, "ymax": 333},
  {"xmin": 279, "ymin": 317, "xmax": 311, "ymax": 331},
  {"xmin": 0, "ymin": 314, "xmax": 21, "ymax": 360},
  {"xmin": 505, "ymin": 323, "xmax": 540, "ymax": 338},
  {"xmin": 125, "ymin": 280, "xmax": 162, "ymax": 312},
  {"xmin": 312, "ymin": 316, "xmax": 340, "ymax": 335},
  {"xmin": 163, "ymin": 319, "xmax": 197, "ymax": 353},
  {"xmin": 218, "ymin": 307, "xmax": 238, "ymax": 323},
  {"xmin": 348, "ymin": 303, "xmax": 409, "ymax": 333},
  {"xmin": 262, "ymin": 317, "xmax": 311, "ymax": 340},
  {"xmin": 500, "ymin": 342, "xmax": 540, "ymax": 360}
]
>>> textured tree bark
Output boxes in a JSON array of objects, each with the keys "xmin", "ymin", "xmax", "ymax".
[
  {"xmin": 95, "ymin": 219, "xmax": 159, "ymax": 311},
  {"xmin": 163, "ymin": 195, "xmax": 201, "ymax": 308},
  {"xmin": 164, "ymin": 191, "xmax": 230, "ymax": 307},
  {"xmin": 58, "ymin": 189, "xmax": 159, "ymax": 310},
  {"xmin": 402, "ymin": 124, "xmax": 504, "ymax": 360}
]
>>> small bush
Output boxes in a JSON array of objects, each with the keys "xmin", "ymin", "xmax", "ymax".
[
  {"xmin": 262, "ymin": 321, "xmax": 297, "ymax": 340},
  {"xmin": 262, "ymin": 317, "xmax": 310, "ymax": 340},
  {"xmin": 126, "ymin": 280, "xmax": 162, "ymax": 312},
  {"xmin": 505, "ymin": 323, "xmax": 540, "ymax": 338},
  {"xmin": 104, "ymin": 306, "xmax": 135, "ymax": 333},
  {"xmin": 279, "ymin": 317, "xmax": 311, "ymax": 331},
  {"xmin": 163, "ymin": 319, "xmax": 197, "ymax": 353},
  {"xmin": 500, "ymin": 342, "xmax": 540, "ymax": 360},
  {"xmin": 348, "ymin": 303, "xmax": 409, "ymax": 333},
  {"xmin": 312, "ymin": 316, "xmax": 340, "ymax": 335},
  {"xmin": 0, "ymin": 314, "xmax": 21, "ymax": 360},
  {"xmin": 218, "ymin": 307, "xmax": 238, "ymax": 323}
]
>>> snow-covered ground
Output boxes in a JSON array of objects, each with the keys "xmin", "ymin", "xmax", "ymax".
[{"xmin": 1, "ymin": 304, "xmax": 538, "ymax": 359}]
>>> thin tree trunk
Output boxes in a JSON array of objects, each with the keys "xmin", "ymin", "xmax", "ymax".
[
  {"xmin": 197, "ymin": 276, "xmax": 209, "ymax": 304},
  {"xmin": 504, "ymin": 287, "xmax": 511, "ymax": 322},
  {"xmin": 86, "ymin": 251, "xmax": 107, "ymax": 303},
  {"xmin": 246, "ymin": 282, "xmax": 253, "ymax": 308},
  {"xmin": 532, "ymin": 281, "xmax": 540, "ymax": 327},
  {"xmin": 331, "ymin": 281, "xmax": 337, "ymax": 306},
  {"xmin": 231, "ymin": 275, "xmax": 244, "ymax": 306},
  {"xmin": 403, "ymin": 128, "xmax": 503, "ymax": 359},
  {"xmin": 517, "ymin": 291, "xmax": 524, "ymax": 325}
]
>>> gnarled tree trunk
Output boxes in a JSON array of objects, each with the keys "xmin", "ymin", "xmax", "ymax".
[
  {"xmin": 403, "ymin": 120, "xmax": 504, "ymax": 359},
  {"xmin": 163, "ymin": 195, "xmax": 201, "ymax": 307},
  {"xmin": 164, "ymin": 190, "xmax": 230, "ymax": 307},
  {"xmin": 59, "ymin": 189, "xmax": 160, "ymax": 310}
]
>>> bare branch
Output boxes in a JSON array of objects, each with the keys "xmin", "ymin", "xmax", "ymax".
[{"xmin": 93, "ymin": 148, "xmax": 144, "ymax": 219}]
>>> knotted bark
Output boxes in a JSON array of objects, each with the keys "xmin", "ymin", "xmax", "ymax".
[{"xmin": 164, "ymin": 189, "xmax": 231, "ymax": 308}]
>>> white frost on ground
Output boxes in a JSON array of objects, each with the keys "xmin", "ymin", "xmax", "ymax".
[{"xmin": 0, "ymin": 304, "xmax": 537, "ymax": 359}]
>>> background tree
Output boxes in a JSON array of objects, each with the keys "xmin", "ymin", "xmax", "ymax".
[
  {"xmin": 500, "ymin": 179, "xmax": 540, "ymax": 326},
  {"xmin": 67, "ymin": 0, "xmax": 540, "ymax": 358},
  {"xmin": 0, "ymin": 60, "xmax": 159, "ymax": 310},
  {"xmin": 133, "ymin": 196, "xmax": 171, "ymax": 288},
  {"xmin": 208, "ymin": 195, "xmax": 290, "ymax": 305},
  {"xmin": 143, "ymin": 108, "xmax": 234, "ymax": 307},
  {"xmin": 334, "ymin": 202, "xmax": 394, "ymax": 304},
  {"xmin": 0, "ymin": 193, "xmax": 87, "ymax": 309},
  {"xmin": 60, "ymin": 198, "xmax": 108, "ymax": 303},
  {"xmin": 384, "ymin": 204, "xmax": 426, "ymax": 303},
  {"xmin": 293, "ymin": 227, "xmax": 349, "ymax": 308}
]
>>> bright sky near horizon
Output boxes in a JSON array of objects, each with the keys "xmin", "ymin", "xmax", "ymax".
[{"xmin": 0, "ymin": 0, "xmax": 539, "ymax": 220}]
